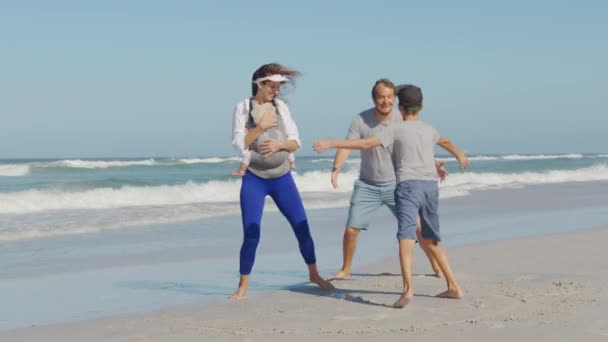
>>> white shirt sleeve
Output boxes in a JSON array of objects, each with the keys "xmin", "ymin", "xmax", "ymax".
[
  {"xmin": 275, "ymin": 99, "xmax": 302, "ymax": 150},
  {"xmin": 231, "ymin": 99, "xmax": 250, "ymax": 162}
]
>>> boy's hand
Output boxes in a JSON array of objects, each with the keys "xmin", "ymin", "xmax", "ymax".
[
  {"xmin": 456, "ymin": 152, "xmax": 469, "ymax": 169},
  {"xmin": 313, "ymin": 140, "xmax": 332, "ymax": 153},
  {"xmin": 435, "ymin": 161, "xmax": 448, "ymax": 182}
]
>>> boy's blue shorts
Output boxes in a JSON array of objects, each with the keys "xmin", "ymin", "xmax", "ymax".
[{"xmin": 394, "ymin": 180, "xmax": 441, "ymax": 241}]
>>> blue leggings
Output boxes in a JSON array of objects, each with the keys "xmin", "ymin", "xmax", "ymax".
[{"xmin": 239, "ymin": 170, "xmax": 316, "ymax": 275}]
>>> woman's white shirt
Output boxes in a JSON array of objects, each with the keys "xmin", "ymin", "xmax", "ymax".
[{"xmin": 231, "ymin": 98, "xmax": 301, "ymax": 161}]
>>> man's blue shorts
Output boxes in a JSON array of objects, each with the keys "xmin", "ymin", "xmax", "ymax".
[
  {"xmin": 394, "ymin": 180, "xmax": 441, "ymax": 241},
  {"xmin": 346, "ymin": 180, "xmax": 397, "ymax": 230}
]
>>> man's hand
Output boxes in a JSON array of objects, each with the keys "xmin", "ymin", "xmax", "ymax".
[
  {"xmin": 313, "ymin": 140, "xmax": 332, "ymax": 152},
  {"xmin": 259, "ymin": 138, "xmax": 283, "ymax": 157},
  {"xmin": 331, "ymin": 168, "xmax": 340, "ymax": 189},
  {"xmin": 456, "ymin": 152, "xmax": 469, "ymax": 170},
  {"xmin": 435, "ymin": 161, "xmax": 448, "ymax": 183}
]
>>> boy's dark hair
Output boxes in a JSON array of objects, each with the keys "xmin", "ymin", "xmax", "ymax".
[{"xmin": 397, "ymin": 84, "xmax": 423, "ymax": 113}]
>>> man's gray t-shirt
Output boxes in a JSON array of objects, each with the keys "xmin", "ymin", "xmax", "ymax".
[
  {"xmin": 375, "ymin": 120, "xmax": 441, "ymax": 183},
  {"xmin": 346, "ymin": 108, "xmax": 401, "ymax": 186}
]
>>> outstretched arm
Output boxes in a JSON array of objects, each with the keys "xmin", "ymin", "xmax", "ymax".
[
  {"xmin": 437, "ymin": 137, "xmax": 469, "ymax": 169},
  {"xmin": 330, "ymin": 148, "xmax": 352, "ymax": 189},
  {"xmin": 313, "ymin": 137, "xmax": 382, "ymax": 152}
]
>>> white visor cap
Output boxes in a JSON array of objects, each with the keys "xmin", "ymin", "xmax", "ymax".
[{"xmin": 253, "ymin": 74, "xmax": 290, "ymax": 84}]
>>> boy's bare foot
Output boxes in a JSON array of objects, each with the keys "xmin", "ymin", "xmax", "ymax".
[
  {"xmin": 229, "ymin": 287, "xmax": 247, "ymax": 300},
  {"xmin": 327, "ymin": 270, "xmax": 350, "ymax": 281},
  {"xmin": 310, "ymin": 275, "xmax": 335, "ymax": 290},
  {"xmin": 393, "ymin": 293, "xmax": 413, "ymax": 309},
  {"xmin": 231, "ymin": 170, "xmax": 245, "ymax": 177},
  {"xmin": 436, "ymin": 288, "xmax": 464, "ymax": 299}
]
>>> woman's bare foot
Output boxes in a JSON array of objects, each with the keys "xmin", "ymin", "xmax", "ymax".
[
  {"xmin": 328, "ymin": 270, "xmax": 350, "ymax": 281},
  {"xmin": 229, "ymin": 287, "xmax": 247, "ymax": 300},
  {"xmin": 433, "ymin": 270, "xmax": 444, "ymax": 278},
  {"xmin": 230, "ymin": 275, "xmax": 249, "ymax": 300},
  {"xmin": 436, "ymin": 287, "xmax": 464, "ymax": 299},
  {"xmin": 310, "ymin": 275, "xmax": 335, "ymax": 290},
  {"xmin": 393, "ymin": 293, "xmax": 413, "ymax": 309}
]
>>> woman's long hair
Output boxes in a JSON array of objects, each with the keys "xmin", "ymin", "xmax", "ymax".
[{"xmin": 251, "ymin": 63, "xmax": 301, "ymax": 96}]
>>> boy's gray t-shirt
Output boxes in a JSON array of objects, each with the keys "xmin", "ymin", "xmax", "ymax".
[
  {"xmin": 375, "ymin": 120, "xmax": 441, "ymax": 183},
  {"xmin": 346, "ymin": 108, "xmax": 401, "ymax": 186}
]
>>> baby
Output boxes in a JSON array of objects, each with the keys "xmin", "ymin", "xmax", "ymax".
[{"xmin": 232, "ymin": 101, "xmax": 295, "ymax": 176}]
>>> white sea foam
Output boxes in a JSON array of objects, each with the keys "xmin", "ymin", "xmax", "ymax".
[
  {"xmin": 439, "ymin": 163, "xmax": 608, "ymax": 198},
  {"xmin": 437, "ymin": 154, "xmax": 584, "ymax": 162},
  {"xmin": 436, "ymin": 156, "xmax": 500, "ymax": 162},
  {"xmin": 0, "ymin": 204, "xmax": 243, "ymax": 242},
  {"xmin": 0, "ymin": 180, "xmax": 242, "ymax": 214},
  {"xmin": 294, "ymin": 169, "xmax": 359, "ymax": 193},
  {"xmin": 36, "ymin": 157, "xmax": 239, "ymax": 169},
  {"xmin": 311, "ymin": 158, "xmax": 361, "ymax": 164},
  {"xmin": 174, "ymin": 157, "xmax": 239, "ymax": 164},
  {"xmin": 1, "ymin": 164, "xmax": 607, "ymax": 241},
  {"xmin": 50, "ymin": 159, "xmax": 158, "ymax": 169},
  {"xmin": 0, "ymin": 158, "xmax": 240, "ymax": 172},
  {"xmin": 0, "ymin": 165, "xmax": 30, "ymax": 177},
  {"xmin": 1, "ymin": 164, "xmax": 607, "ymax": 215},
  {"xmin": 501, "ymin": 154, "xmax": 584, "ymax": 160}
]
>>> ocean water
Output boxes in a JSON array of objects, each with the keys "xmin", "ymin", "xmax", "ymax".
[
  {"xmin": 1, "ymin": 153, "xmax": 607, "ymax": 242},
  {"xmin": 1, "ymin": 153, "xmax": 608, "ymax": 330}
]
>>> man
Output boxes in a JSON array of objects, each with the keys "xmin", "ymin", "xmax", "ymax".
[{"xmin": 329, "ymin": 79, "xmax": 444, "ymax": 281}]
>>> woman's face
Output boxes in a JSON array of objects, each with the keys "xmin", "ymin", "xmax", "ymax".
[{"xmin": 257, "ymin": 80, "xmax": 281, "ymax": 102}]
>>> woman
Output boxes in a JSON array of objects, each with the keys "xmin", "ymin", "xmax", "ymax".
[{"xmin": 230, "ymin": 63, "xmax": 334, "ymax": 299}]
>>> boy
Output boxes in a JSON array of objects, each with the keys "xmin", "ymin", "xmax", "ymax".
[{"xmin": 313, "ymin": 85, "xmax": 468, "ymax": 308}]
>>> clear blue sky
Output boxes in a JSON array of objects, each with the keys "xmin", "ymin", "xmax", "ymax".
[{"xmin": 1, "ymin": 1, "xmax": 607, "ymax": 158}]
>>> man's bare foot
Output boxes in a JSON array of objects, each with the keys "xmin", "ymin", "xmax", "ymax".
[
  {"xmin": 229, "ymin": 287, "xmax": 247, "ymax": 300},
  {"xmin": 310, "ymin": 275, "xmax": 335, "ymax": 290},
  {"xmin": 327, "ymin": 270, "xmax": 350, "ymax": 281},
  {"xmin": 436, "ymin": 288, "xmax": 464, "ymax": 299},
  {"xmin": 231, "ymin": 170, "xmax": 245, "ymax": 177},
  {"xmin": 393, "ymin": 293, "xmax": 413, "ymax": 309}
]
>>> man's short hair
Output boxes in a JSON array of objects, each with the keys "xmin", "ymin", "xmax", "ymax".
[{"xmin": 371, "ymin": 79, "xmax": 396, "ymax": 99}]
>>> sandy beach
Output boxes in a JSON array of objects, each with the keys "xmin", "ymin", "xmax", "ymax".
[
  {"xmin": 3, "ymin": 1, "xmax": 607, "ymax": 339},
  {"xmin": 2, "ymin": 224, "xmax": 607, "ymax": 341}
]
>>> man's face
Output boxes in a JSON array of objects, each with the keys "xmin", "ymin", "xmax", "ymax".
[{"xmin": 373, "ymin": 84, "xmax": 395, "ymax": 116}]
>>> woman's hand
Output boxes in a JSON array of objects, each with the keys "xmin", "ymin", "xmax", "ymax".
[{"xmin": 259, "ymin": 138, "xmax": 284, "ymax": 157}]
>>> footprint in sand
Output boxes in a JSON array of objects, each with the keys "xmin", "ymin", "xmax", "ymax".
[
  {"xmin": 345, "ymin": 293, "xmax": 382, "ymax": 306},
  {"xmin": 332, "ymin": 315, "xmax": 358, "ymax": 321},
  {"xmin": 368, "ymin": 314, "xmax": 389, "ymax": 321}
]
